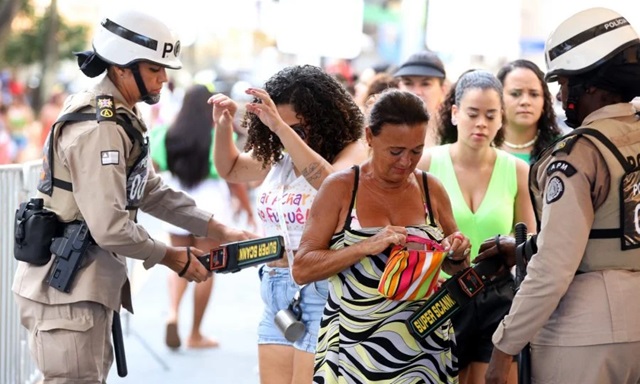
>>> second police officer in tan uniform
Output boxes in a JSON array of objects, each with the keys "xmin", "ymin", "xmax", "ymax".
[
  {"xmin": 485, "ymin": 7, "xmax": 640, "ymax": 384},
  {"xmin": 12, "ymin": 9, "xmax": 253, "ymax": 383}
]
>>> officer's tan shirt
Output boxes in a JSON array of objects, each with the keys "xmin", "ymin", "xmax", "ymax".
[
  {"xmin": 13, "ymin": 76, "xmax": 212, "ymax": 312},
  {"xmin": 493, "ymin": 103, "xmax": 640, "ymax": 355}
]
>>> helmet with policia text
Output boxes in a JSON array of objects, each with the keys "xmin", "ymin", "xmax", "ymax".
[
  {"xmin": 77, "ymin": 9, "xmax": 183, "ymax": 105},
  {"xmin": 93, "ymin": 9, "xmax": 182, "ymax": 69},
  {"xmin": 545, "ymin": 7, "xmax": 639, "ymax": 82},
  {"xmin": 544, "ymin": 8, "xmax": 640, "ymax": 127}
]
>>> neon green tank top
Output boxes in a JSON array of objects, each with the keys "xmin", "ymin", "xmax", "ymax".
[{"xmin": 428, "ymin": 145, "xmax": 517, "ymax": 275}]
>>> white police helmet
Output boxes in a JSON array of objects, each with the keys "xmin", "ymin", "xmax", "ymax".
[
  {"xmin": 545, "ymin": 7, "xmax": 639, "ymax": 82},
  {"xmin": 93, "ymin": 9, "xmax": 182, "ymax": 69}
]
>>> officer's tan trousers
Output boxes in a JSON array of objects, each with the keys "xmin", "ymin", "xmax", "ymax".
[
  {"xmin": 531, "ymin": 342, "xmax": 640, "ymax": 384},
  {"xmin": 14, "ymin": 295, "xmax": 114, "ymax": 384}
]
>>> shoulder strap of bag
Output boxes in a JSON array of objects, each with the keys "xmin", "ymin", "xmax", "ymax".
[
  {"xmin": 343, "ymin": 165, "xmax": 360, "ymax": 230},
  {"xmin": 421, "ymin": 171, "xmax": 436, "ymax": 226}
]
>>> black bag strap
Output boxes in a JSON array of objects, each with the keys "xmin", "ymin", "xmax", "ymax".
[
  {"xmin": 421, "ymin": 171, "xmax": 436, "ymax": 227},
  {"xmin": 343, "ymin": 165, "xmax": 360, "ymax": 230},
  {"xmin": 49, "ymin": 112, "xmax": 144, "ymax": 192},
  {"xmin": 570, "ymin": 128, "xmax": 632, "ymax": 239},
  {"xmin": 571, "ymin": 127, "xmax": 633, "ymax": 172}
]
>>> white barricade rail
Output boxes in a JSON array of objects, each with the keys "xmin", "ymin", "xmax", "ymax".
[{"xmin": 0, "ymin": 160, "xmax": 43, "ymax": 384}]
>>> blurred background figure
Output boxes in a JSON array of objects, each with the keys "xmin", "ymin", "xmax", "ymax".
[
  {"xmin": 353, "ymin": 62, "xmax": 393, "ymax": 110},
  {"xmin": 362, "ymin": 71, "xmax": 399, "ymax": 118},
  {"xmin": 496, "ymin": 59, "xmax": 562, "ymax": 165},
  {"xmin": 149, "ymin": 84, "xmax": 252, "ymax": 349},
  {"xmin": 0, "ymin": 104, "xmax": 17, "ymax": 164},
  {"xmin": 394, "ymin": 50, "xmax": 448, "ymax": 147},
  {"xmin": 6, "ymin": 82, "xmax": 35, "ymax": 157},
  {"xmin": 145, "ymin": 79, "xmax": 184, "ymax": 130},
  {"xmin": 38, "ymin": 87, "xmax": 68, "ymax": 149}
]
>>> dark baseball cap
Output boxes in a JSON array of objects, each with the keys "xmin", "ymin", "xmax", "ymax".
[{"xmin": 394, "ymin": 50, "xmax": 446, "ymax": 79}]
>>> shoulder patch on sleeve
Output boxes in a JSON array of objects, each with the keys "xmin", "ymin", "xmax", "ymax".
[
  {"xmin": 551, "ymin": 135, "xmax": 580, "ymax": 156},
  {"xmin": 96, "ymin": 95, "xmax": 116, "ymax": 122},
  {"xmin": 101, "ymin": 150, "xmax": 120, "ymax": 165},
  {"xmin": 545, "ymin": 176, "xmax": 564, "ymax": 204},
  {"xmin": 546, "ymin": 160, "xmax": 577, "ymax": 178}
]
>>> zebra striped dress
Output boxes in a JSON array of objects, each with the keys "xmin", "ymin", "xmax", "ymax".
[{"xmin": 313, "ymin": 168, "xmax": 458, "ymax": 384}]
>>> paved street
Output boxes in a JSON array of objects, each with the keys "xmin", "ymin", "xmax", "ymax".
[{"xmin": 108, "ymin": 212, "xmax": 262, "ymax": 384}]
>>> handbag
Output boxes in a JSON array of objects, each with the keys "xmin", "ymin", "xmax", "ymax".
[{"xmin": 378, "ymin": 235, "xmax": 446, "ymax": 301}]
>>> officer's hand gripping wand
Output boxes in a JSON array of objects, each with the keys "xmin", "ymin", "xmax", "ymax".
[{"xmin": 514, "ymin": 222, "xmax": 531, "ymax": 384}]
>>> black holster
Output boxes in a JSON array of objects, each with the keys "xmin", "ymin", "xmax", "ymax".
[
  {"xmin": 48, "ymin": 221, "xmax": 93, "ymax": 293},
  {"xmin": 14, "ymin": 198, "xmax": 60, "ymax": 265}
]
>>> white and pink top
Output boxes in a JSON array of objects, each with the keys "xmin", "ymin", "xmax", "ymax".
[{"xmin": 256, "ymin": 154, "xmax": 317, "ymax": 251}]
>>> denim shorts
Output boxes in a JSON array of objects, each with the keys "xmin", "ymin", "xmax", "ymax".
[{"xmin": 257, "ymin": 265, "xmax": 329, "ymax": 353}]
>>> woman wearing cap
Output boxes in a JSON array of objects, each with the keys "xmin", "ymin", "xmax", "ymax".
[
  {"xmin": 12, "ymin": 9, "xmax": 253, "ymax": 382},
  {"xmin": 486, "ymin": 8, "xmax": 640, "ymax": 384}
]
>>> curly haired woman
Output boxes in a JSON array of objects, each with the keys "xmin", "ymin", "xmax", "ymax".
[{"xmin": 210, "ymin": 65, "xmax": 367, "ymax": 384}]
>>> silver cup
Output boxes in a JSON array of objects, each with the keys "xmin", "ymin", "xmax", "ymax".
[{"xmin": 274, "ymin": 307, "xmax": 305, "ymax": 342}]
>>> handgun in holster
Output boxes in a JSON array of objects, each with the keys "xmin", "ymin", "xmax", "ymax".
[
  {"xmin": 47, "ymin": 221, "xmax": 93, "ymax": 293},
  {"xmin": 197, "ymin": 236, "xmax": 285, "ymax": 273}
]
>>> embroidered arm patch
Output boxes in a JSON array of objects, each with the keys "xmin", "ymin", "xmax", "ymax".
[
  {"xmin": 96, "ymin": 95, "xmax": 116, "ymax": 122},
  {"xmin": 545, "ymin": 176, "xmax": 564, "ymax": 204},
  {"xmin": 546, "ymin": 160, "xmax": 577, "ymax": 178}
]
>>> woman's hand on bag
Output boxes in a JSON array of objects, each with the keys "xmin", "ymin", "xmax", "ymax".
[
  {"xmin": 209, "ymin": 93, "xmax": 238, "ymax": 129},
  {"xmin": 441, "ymin": 231, "xmax": 471, "ymax": 266},
  {"xmin": 475, "ymin": 235, "xmax": 516, "ymax": 268},
  {"xmin": 358, "ymin": 226, "xmax": 407, "ymax": 256}
]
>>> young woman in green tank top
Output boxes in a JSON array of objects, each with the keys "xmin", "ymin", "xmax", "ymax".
[{"xmin": 417, "ymin": 70, "xmax": 536, "ymax": 384}]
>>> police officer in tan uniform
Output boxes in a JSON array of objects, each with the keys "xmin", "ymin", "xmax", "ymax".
[
  {"xmin": 485, "ymin": 7, "xmax": 640, "ymax": 384},
  {"xmin": 12, "ymin": 9, "xmax": 252, "ymax": 383}
]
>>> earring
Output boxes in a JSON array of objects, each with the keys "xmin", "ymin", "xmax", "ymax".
[{"xmin": 451, "ymin": 117, "xmax": 457, "ymax": 126}]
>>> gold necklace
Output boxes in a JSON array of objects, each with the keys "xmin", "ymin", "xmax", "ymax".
[{"xmin": 503, "ymin": 132, "xmax": 539, "ymax": 149}]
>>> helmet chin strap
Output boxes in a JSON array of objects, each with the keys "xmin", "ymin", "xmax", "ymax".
[
  {"xmin": 564, "ymin": 79, "xmax": 586, "ymax": 128},
  {"xmin": 129, "ymin": 63, "xmax": 161, "ymax": 105}
]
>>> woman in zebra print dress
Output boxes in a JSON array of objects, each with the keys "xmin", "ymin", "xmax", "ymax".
[{"xmin": 294, "ymin": 90, "xmax": 471, "ymax": 383}]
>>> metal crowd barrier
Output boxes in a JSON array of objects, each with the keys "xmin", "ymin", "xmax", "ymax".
[{"xmin": 1, "ymin": 160, "xmax": 43, "ymax": 384}]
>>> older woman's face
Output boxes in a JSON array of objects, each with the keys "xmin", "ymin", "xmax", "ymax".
[{"xmin": 367, "ymin": 122, "xmax": 426, "ymax": 182}]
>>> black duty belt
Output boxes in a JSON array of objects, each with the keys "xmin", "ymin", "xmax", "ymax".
[
  {"xmin": 197, "ymin": 236, "xmax": 285, "ymax": 273},
  {"xmin": 407, "ymin": 257, "xmax": 508, "ymax": 338}
]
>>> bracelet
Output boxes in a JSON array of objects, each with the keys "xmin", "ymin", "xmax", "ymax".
[
  {"xmin": 178, "ymin": 246, "xmax": 191, "ymax": 277},
  {"xmin": 452, "ymin": 232, "xmax": 465, "ymax": 242}
]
